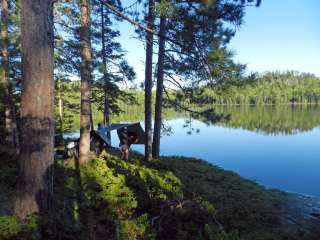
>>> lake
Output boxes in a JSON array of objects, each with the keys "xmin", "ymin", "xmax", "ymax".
[{"xmin": 69, "ymin": 105, "xmax": 320, "ymax": 197}]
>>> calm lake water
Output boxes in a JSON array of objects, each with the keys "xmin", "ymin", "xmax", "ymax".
[{"xmin": 69, "ymin": 106, "xmax": 320, "ymax": 197}]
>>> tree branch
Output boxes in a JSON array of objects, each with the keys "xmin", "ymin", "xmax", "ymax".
[
  {"xmin": 99, "ymin": 0, "xmax": 155, "ymax": 35},
  {"xmin": 99, "ymin": 0, "xmax": 190, "ymax": 52}
]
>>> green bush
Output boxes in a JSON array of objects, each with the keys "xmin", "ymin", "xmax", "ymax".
[
  {"xmin": 0, "ymin": 215, "xmax": 39, "ymax": 240},
  {"xmin": 81, "ymin": 156, "xmax": 137, "ymax": 219},
  {"xmin": 0, "ymin": 216, "xmax": 20, "ymax": 239},
  {"xmin": 118, "ymin": 214, "xmax": 155, "ymax": 240},
  {"xmin": 104, "ymin": 153, "xmax": 183, "ymax": 210}
]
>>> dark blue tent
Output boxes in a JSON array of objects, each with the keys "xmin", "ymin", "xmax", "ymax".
[{"xmin": 93, "ymin": 122, "xmax": 146, "ymax": 146}]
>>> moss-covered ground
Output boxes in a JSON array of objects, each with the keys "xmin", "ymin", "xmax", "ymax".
[{"xmin": 0, "ymin": 148, "xmax": 319, "ymax": 240}]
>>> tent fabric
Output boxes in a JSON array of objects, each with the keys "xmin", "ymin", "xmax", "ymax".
[
  {"xmin": 91, "ymin": 130, "xmax": 111, "ymax": 146},
  {"xmin": 99, "ymin": 123, "xmax": 132, "ymax": 132},
  {"xmin": 94, "ymin": 122, "xmax": 146, "ymax": 145},
  {"xmin": 118, "ymin": 122, "xmax": 146, "ymax": 145}
]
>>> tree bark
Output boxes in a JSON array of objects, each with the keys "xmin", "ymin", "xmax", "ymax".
[
  {"xmin": 79, "ymin": 0, "xmax": 93, "ymax": 164},
  {"xmin": 103, "ymin": 88, "xmax": 110, "ymax": 128},
  {"xmin": 103, "ymin": 89, "xmax": 111, "ymax": 139},
  {"xmin": 152, "ymin": 16, "xmax": 166, "ymax": 158},
  {"xmin": 101, "ymin": 2, "xmax": 111, "ymax": 140},
  {"xmin": 15, "ymin": 0, "xmax": 54, "ymax": 219},
  {"xmin": 90, "ymin": 101, "xmax": 94, "ymax": 131},
  {"xmin": 0, "ymin": 0, "xmax": 20, "ymax": 153},
  {"xmin": 144, "ymin": 0, "xmax": 155, "ymax": 161},
  {"xmin": 57, "ymin": 79, "xmax": 64, "ymax": 134}
]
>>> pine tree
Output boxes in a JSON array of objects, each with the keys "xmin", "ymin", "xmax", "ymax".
[
  {"xmin": 91, "ymin": 0, "xmax": 136, "ymax": 130},
  {"xmin": 79, "ymin": 0, "xmax": 93, "ymax": 164},
  {"xmin": 54, "ymin": 0, "xmax": 135, "ymax": 139},
  {"xmin": 100, "ymin": 2, "xmax": 110, "ymax": 131},
  {"xmin": 152, "ymin": 14, "xmax": 166, "ymax": 158},
  {"xmin": 144, "ymin": 0, "xmax": 155, "ymax": 161},
  {"xmin": 15, "ymin": 0, "xmax": 54, "ymax": 219},
  {"xmin": 151, "ymin": 0, "xmax": 260, "ymax": 155}
]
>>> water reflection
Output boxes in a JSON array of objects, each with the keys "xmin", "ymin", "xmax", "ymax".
[
  {"xmin": 195, "ymin": 105, "xmax": 320, "ymax": 135},
  {"xmin": 64, "ymin": 105, "xmax": 320, "ymax": 196},
  {"xmin": 141, "ymin": 105, "xmax": 320, "ymax": 196},
  {"xmin": 109, "ymin": 105, "xmax": 320, "ymax": 136},
  {"xmin": 152, "ymin": 117, "xmax": 320, "ymax": 197}
]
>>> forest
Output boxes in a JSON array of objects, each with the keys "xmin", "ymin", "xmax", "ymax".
[
  {"xmin": 0, "ymin": 0, "xmax": 319, "ymax": 239},
  {"xmin": 195, "ymin": 71, "xmax": 320, "ymax": 105},
  {"xmin": 53, "ymin": 71, "xmax": 320, "ymax": 133}
]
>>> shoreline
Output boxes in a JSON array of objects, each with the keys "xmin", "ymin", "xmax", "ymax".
[
  {"xmin": 1, "ymin": 148, "xmax": 319, "ymax": 239},
  {"xmin": 280, "ymin": 192, "xmax": 320, "ymax": 234},
  {"xmin": 153, "ymin": 153, "xmax": 320, "ymax": 236},
  {"xmin": 156, "ymin": 154, "xmax": 320, "ymax": 237}
]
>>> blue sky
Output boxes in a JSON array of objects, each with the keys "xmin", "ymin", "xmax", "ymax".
[
  {"xmin": 116, "ymin": 0, "xmax": 320, "ymax": 83},
  {"xmin": 229, "ymin": 0, "xmax": 320, "ymax": 77}
]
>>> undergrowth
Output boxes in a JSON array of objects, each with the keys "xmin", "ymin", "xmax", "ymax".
[{"xmin": 0, "ymin": 150, "xmax": 318, "ymax": 239}]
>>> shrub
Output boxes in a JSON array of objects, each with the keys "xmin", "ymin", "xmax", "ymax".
[
  {"xmin": 104, "ymin": 153, "xmax": 183, "ymax": 211},
  {"xmin": 0, "ymin": 215, "xmax": 39, "ymax": 240},
  {"xmin": 0, "ymin": 216, "xmax": 20, "ymax": 239},
  {"xmin": 81, "ymin": 156, "xmax": 137, "ymax": 219},
  {"xmin": 118, "ymin": 214, "xmax": 155, "ymax": 240}
]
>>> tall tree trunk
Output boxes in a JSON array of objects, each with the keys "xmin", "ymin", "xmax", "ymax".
[
  {"xmin": 90, "ymin": 101, "xmax": 94, "ymax": 130},
  {"xmin": 79, "ymin": 0, "xmax": 93, "ymax": 164},
  {"xmin": 0, "ymin": 0, "xmax": 20, "ymax": 153},
  {"xmin": 15, "ymin": 0, "xmax": 54, "ymax": 219},
  {"xmin": 152, "ymin": 16, "xmax": 166, "ymax": 158},
  {"xmin": 144, "ymin": 0, "xmax": 155, "ymax": 161},
  {"xmin": 101, "ymin": 2, "xmax": 111, "ymax": 140},
  {"xmin": 57, "ymin": 79, "xmax": 64, "ymax": 134},
  {"xmin": 103, "ymin": 89, "xmax": 111, "ymax": 139}
]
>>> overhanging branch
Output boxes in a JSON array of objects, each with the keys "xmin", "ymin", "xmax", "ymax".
[
  {"xmin": 100, "ymin": 0, "xmax": 155, "ymax": 35},
  {"xmin": 99, "ymin": 0, "xmax": 190, "ymax": 52}
]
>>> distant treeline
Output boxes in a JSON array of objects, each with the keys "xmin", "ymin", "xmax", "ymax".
[
  {"xmin": 54, "ymin": 81, "xmax": 178, "ymax": 131},
  {"xmin": 197, "ymin": 72, "xmax": 320, "ymax": 105},
  {"xmin": 55, "ymin": 72, "xmax": 320, "ymax": 132},
  {"xmin": 56, "ymin": 80, "xmax": 320, "ymax": 136}
]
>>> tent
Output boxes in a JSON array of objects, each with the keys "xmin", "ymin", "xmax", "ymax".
[{"xmin": 93, "ymin": 122, "xmax": 146, "ymax": 146}]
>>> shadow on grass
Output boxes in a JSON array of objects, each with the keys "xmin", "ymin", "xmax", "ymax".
[
  {"xmin": 44, "ymin": 158, "xmax": 117, "ymax": 240},
  {"xmin": 104, "ymin": 151, "xmax": 320, "ymax": 240}
]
